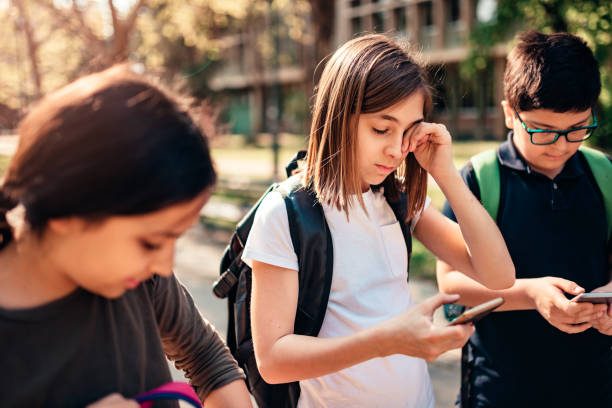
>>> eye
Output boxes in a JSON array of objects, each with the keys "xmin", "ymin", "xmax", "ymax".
[
  {"xmin": 373, "ymin": 128, "xmax": 388, "ymax": 135},
  {"xmin": 140, "ymin": 240, "xmax": 162, "ymax": 251}
]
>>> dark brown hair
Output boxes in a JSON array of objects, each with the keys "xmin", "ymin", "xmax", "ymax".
[
  {"xmin": 0, "ymin": 65, "xmax": 216, "ymax": 249},
  {"xmin": 504, "ymin": 30, "xmax": 601, "ymax": 112},
  {"xmin": 304, "ymin": 34, "xmax": 431, "ymax": 220}
]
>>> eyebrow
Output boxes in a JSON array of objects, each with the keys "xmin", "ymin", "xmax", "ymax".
[
  {"xmin": 527, "ymin": 114, "xmax": 592, "ymax": 129},
  {"xmin": 378, "ymin": 114, "xmax": 424, "ymax": 128}
]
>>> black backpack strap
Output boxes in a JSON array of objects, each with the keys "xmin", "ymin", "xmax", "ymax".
[
  {"xmin": 385, "ymin": 190, "xmax": 412, "ymax": 279},
  {"xmin": 277, "ymin": 176, "xmax": 334, "ymax": 337},
  {"xmin": 213, "ymin": 183, "xmax": 278, "ymax": 299}
]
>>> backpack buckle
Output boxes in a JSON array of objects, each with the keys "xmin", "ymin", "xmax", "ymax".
[{"xmin": 212, "ymin": 269, "xmax": 239, "ymax": 298}]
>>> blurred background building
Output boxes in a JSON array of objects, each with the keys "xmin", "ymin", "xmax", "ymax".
[
  {"xmin": 1, "ymin": 0, "xmax": 611, "ymax": 146},
  {"xmin": 209, "ymin": 0, "xmax": 506, "ymax": 140}
]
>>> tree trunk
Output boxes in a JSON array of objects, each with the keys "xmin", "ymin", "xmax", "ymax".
[{"xmin": 14, "ymin": 0, "xmax": 42, "ymax": 99}]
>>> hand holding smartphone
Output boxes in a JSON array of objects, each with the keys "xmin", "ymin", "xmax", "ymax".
[
  {"xmin": 448, "ymin": 297, "xmax": 504, "ymax": 326},
  {"xmin": 571, "ymin": 292, "xmax": 612, "ymax": 304}
]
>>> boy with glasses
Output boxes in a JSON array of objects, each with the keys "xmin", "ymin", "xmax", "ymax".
[{"xmin": 437, "ymin": 31, "xmax": 612, "ymax": 407}]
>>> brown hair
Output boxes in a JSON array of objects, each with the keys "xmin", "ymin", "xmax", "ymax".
[
  {"xmin": 304, "ymin": 34, "xmax": 431, "ymax": 220},
  {"xmin": 0, "ymin": 65, "xmax": 216, "ymax": 250},
  {"xmin": 504, "ymin": 30, "xmax": 600, "ymax": 112}
]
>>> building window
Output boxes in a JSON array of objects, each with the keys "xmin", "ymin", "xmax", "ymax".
[
  {"xmin": 372, "ymin": 11, "xmax": 384, "ymax": 32},
  {"xmin": 420, "ymin": 1, "xmax": 433, "ymax": 26},
  {"xmin": 418, "ymin": 1, "xmax": 435, "ymax": 49},
  {"xmin": 393, "ymin": 7, "xmax": 407, "ymax": 35},
  {"xmin": 351, "ymin": 16, "xmax": 362, "ymax": 35},
  {"xmin": 445, "ymin": 0, "xmax": 464, "ymax": 48},
  {"xmin": 350, "ymin": 0, "xmax": 361, "ymax": 8},
  {"xmin": 447, "ymin": 0, "xmax": 460, "ymax": 22}
]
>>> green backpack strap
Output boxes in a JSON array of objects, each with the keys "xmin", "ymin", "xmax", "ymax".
[
  {"xmin": 470, "ymin": 149, "xmax": 501, "ymax": 221},
  {"xmin": 443, "ymin": 148, "xmax": 499, "ymax": 322},
  {"xmin": 579, "ymin": 145, "xmax": 612, "ymax": 241}
]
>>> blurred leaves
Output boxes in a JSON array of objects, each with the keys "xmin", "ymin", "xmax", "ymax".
[{"xmin": 0, "ymin": 0, "xmax": 314, "ymax": 114}]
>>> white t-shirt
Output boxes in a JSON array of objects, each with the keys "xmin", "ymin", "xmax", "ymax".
[{"xmin": 242, "ymin": 187, "xmax": 434, "ymax": 408}]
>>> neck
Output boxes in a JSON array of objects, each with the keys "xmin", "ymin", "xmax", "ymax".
[{"xmin": 0, "ymin": 234, "xmax": 77, "ymax": 309}]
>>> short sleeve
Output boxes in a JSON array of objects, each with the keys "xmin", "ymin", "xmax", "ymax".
[
  {"xmin": 410, "ymin": 196, "xmax": 431, "ymax": 233},
  {"xmin": 242, "ymin": 191, "xmax": 299, "ymax": 271}
]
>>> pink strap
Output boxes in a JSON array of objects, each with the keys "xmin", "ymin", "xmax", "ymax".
[{"xmin": 134, "ymin": 381, "xmax": 202, "ymax": 408}]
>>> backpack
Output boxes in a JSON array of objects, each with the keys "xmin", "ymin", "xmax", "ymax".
[
  {"xmin": 444, "ymin": 145, "xmax": 612, "ymax": 323},
  {"xmin": 212, "ymin": 151, "xmax": 412, "ymax": 408}
]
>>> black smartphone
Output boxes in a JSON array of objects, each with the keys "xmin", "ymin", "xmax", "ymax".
[
  {"xmin": 571, "ymin": 292, "xmax": 612, "ymax": 305},
  {"xmin": 448, "ymin": 297, "xmax": 505, "ymax": 326}
]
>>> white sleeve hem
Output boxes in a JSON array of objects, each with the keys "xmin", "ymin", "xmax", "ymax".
[{"xmin": 242, "ymin": 248, "xmax": 299, "ymax": 271}]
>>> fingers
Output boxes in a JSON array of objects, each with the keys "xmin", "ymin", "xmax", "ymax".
[
  {"xmin": 561, "ymin": 296, "xmax": 607, "ymax": 323},
  {"xmin": 406, "ymin": 122, "xmax": 450, "ymax": 152},
  {"xmin": 550, "ymin": 277, "xmax": 584, "ymax": 296},
  {"xmin": 418, "ymin": 292, "xmax": 460, "ymax": 315},
  {"xmin": 554, "ymin": 321, "xmax": 592, "ymax": 334},
  {"xmin": 422, "ymin": 324, "xmax": 474, "ymax": 361},
  {"xmin": 593, "ymin": 317, "xmax": 612, "ymax": 335}
]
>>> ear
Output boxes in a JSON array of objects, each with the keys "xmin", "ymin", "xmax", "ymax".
[
  {"xmin": 47, "ymin": 217, "xmax": 87, "ymax": 235},
  {"xmin": 500, "ymin": 100, "xmax": 515, "ymax": 130}
]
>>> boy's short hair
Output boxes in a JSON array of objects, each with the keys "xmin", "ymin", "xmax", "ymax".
[{"xmin": 504, "ymin": 30, "xmax": 601, "ymax": 112}]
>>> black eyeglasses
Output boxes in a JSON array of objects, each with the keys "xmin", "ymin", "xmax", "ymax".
[{"xmin": 513, "ymin": 107, "xmax": 598, "ymax": 146}]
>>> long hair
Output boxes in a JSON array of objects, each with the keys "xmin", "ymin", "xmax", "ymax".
[
  {"xmin": 304, "ymin": 34, "xmax": 431, "ymax": 220},
  {"xmin": 0, "ymin": 65, "xmax": 216, "ymax": 250}
]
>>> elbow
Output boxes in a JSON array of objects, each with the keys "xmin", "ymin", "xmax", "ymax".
[
  {"xmin": 496, "ymin": 265, "xmax": 516, "ymax": 289},
  {"xmin": 435, "ymin": 261, "xmax": 456, "ymax": 293},
  {"xmin": 480, "ymin": 264, "xmax": 515, "ymax": 290},
  {"xmin": 256, "ymin": 354, "xmax": 287, "ymax": 385}
]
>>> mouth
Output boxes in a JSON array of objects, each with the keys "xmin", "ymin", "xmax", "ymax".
[
  {"xmin": 375, "ymin": 164, "xmax": 395, "ymax": 173},
  {"xmin": 125, "ymin": 278, "xmax": 141, "ymax": 289},
  {"xmin": 543, "ymin": 153, "xmax": 566, "ymax": 160}
]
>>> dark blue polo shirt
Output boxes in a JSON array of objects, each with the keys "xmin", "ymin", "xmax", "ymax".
[{"xmin": 443, "ymin": 133, "xmax": 612, "ymax": 408}]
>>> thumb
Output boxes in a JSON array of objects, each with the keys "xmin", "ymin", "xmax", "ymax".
[
  {"xmin": 550, "ymin": 278, "xmax": 583, "ymax": 295},
  {"xmin": 418, "ymin": 292, "xmax": 461, "ymax": 315}
]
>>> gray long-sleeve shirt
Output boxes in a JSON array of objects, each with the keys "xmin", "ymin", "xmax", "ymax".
[{"xmin": 0, "ymin": 273, "xmax": 245, "ymax": 407}]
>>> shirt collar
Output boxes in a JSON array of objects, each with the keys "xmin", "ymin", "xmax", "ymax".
[{"xmin": 498, "ymin": 131, "xmax": 585, "ymax": 180}]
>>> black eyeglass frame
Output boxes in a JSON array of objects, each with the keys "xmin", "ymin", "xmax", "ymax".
[{"xmin": 513, "ymin": 107, "xmax": 598, "ymax": 146}]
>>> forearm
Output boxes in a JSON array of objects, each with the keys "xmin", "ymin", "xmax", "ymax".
[
  {"xmin": 257, "ymin": 324, "xmax": 389, "ymax": 384},
  {"xmin": 203, "ymin": 379, "xmax": 252, "ymax": 408},
  {"xmin": 154, "ymin": 275, "xmax": 245, "ymax": 398},
  {"xmin": 435, "ymin": 170, "xmax": 514, "ymax": 286},
  {"xmin": 437, "ymin": 265, "xmax": 535, "ymax": 311}
]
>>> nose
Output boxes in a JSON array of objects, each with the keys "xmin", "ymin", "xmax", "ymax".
[
  {"xmin": 149, "ymin": 244, "xmax": 176, "ymax": 277},
  {"xmin": 552, "ymin": 133, "xmax": 570, "ymax": 149},
  {"xmin": 384, "ymin": 132, "xmax": 404, "ymax": 159}
]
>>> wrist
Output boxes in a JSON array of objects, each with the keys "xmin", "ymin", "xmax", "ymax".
[
  {"xmin": 519, "ymin": 279, "xmax": 540, "ymax": 308},
  {"xmin": 430, "ymin": 165, "xmax": 458, "ymax": 187},
  {"xmin": 366, "ymin": 321, "xmax": 395, "ymax": 358}
]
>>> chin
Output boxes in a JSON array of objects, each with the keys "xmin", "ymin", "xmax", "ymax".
[{"xmin": 98, "ymin": 287, "xmax": 127, "ymax": 299}]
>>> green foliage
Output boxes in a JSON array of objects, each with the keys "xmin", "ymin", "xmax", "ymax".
[
  {"xmin": 463, "ymin": 0, "xmax": 612, "ymax": 148},
  {"xmin": 0, "ymin": 155, "xmax": 10, "ymax": 176}
]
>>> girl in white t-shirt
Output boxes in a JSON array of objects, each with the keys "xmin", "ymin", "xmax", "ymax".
[{"xmin": 243, "ymin": 34, "xmax": 515, "ymax": 408}]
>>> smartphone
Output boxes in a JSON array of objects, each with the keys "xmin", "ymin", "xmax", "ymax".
[
  {"xmin": 571, "ymin": 292, "xmax": 612, "ymax": 304},
  {"xmin": 448, "ymin": 297, "xmax": 505, "ymax": 326}
]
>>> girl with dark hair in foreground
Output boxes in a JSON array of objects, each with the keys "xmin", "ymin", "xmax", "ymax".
[{"xmin": 0, "ymin": 66, "xmax": 251, "ymax": 408}]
